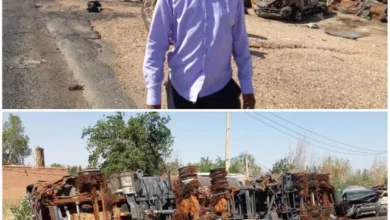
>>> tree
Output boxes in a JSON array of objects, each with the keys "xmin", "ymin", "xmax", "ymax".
[
  {"xmin": 370, "ymin": 156, "xmax": 387, "ymax": 186},
  {"xmin": 68, "ymin": 166, "xmax": 79, "ymax": 175},
  {"xmin": 193, "ymin": 153, "xmax": 261, "ymax": 176},
  {"xmin": 287, "ymin": 139, "xmax": 309, "ymax": 172},
  {"xmin": 198, "ymin": 157, "xmax": 214, "ymax": 172},
  {"xmin": 271, "ymin": 157, "xmax": 295, "ymax": 174},
  {"xmin": 11, "ymin": 196, "xmax": 32, "ymax": 220},
  {"xmin": 214, "ymin": 156, "xmax": 225, "ymax": 169},
  {"xmin": 166, "ymin": 150, "xmax": 182, "ymax": 175},
  {"xmin": 321, "ymin": 156, "xmax": 351, "ymax": 183},
  {"xmin": 2, "ymin": 114, "xmax": 31, "ymax": 165},
  {"xmin": 82, "ymin": 112, "xmax": 174, "ymax": 176},
  {"xmin": 230, "ymin": 153, "xmax": 261, "ymax": 176},
  {"xmin": 50, "ymin": 163, "xmax": 64, "ymax": 167}
]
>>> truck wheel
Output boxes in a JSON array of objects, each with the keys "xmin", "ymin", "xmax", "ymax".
[
  {"xmin": 322, "ymin": 7, "xmax": 330, "ymax": 17},
  {"xmin": 291, "ymin": 7, "xmax": 303, "ymax": 21}
]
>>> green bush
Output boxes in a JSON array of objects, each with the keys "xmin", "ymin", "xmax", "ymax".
[{"xmin": 10, "ymin": 197, "xmax": 32, "ymax": 220}]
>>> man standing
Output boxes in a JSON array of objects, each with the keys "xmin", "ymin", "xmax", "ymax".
[{"xmin": 143, "ymin": 0, "xmax": 256, "ymax": 109}]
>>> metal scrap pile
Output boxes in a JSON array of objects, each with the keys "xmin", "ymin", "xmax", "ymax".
[
  {"xmin": 329, "ymin": 0, "xmax": 387, "ymax": 21},
  {"xmin": 27, "ymin": 169, "xmax": 127, "ymax": 220},
  {"xmin": 209, "ymin": 168, "xmax": 231, "ymax": 219},
  {"xmin": 172, "ymin": 166, "xmax": 236, "ymax": 220},
  {"xmin": 172, "ymin": 165, "xmax": 202, "ymax": 220},
  {"xmin": 254, "ymin": 172, "xmax": 337, "ymax": 220}
]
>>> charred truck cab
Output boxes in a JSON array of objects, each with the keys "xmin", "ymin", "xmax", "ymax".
[{"xmin": 254, "ymin": 0, "xmax": 329, "ymax": 21}]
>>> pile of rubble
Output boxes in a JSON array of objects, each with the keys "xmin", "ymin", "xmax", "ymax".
[{"xmin": 329, "ymin": 0, "xmax": 387, "ymax": 21}]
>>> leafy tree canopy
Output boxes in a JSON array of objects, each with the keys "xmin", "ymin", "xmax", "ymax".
[
  {"xmin": 50, "ymin": 163, "xmax": 64, "ymax": 167},
  {"xmin": 195, "ymin": 153, "xmax": 261, "ymax": 176},
  {"xmin": 271, "ymin": 157, "xmax": 295, "ymax": 174},
  {"xmin": 3, "ymin": 114, "xmax": 31, "ymax": 165},
  {"xmin": 82, "ymin": 112, "xmax": 174, "ymax": 176}
]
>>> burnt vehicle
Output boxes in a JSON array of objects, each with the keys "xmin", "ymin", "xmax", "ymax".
[
  {"xmin": 337, "ymin": 186, "xmax": 381, "ymax": 218},
  {"xmin": 25, "ymin": 167, "xmax": 337, "ymax": 220},
  {"xmin": 254, "ymin": 0, "xmax": 329, "ymax": 21},
  {"xmin": 26, "ymin": 169, "xmax": 175, "ymax": 220},
  {"xmin": 241, "ymin": 172, "xmax": 338, "ymax": 220}
]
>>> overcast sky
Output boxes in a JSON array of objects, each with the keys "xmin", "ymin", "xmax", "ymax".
[{"xmin": 2, "ymin": 111, "xmax": 387, "ymax": 171}]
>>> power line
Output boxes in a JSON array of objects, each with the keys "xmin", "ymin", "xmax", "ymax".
[
  {"xmin": 246, "ymin": 113, "xmax": 383, "ymax": 156},
  {"xmin": 268, "ymin": 112, "xmax": 386, "ymax": 153},
  {"xmin": 254, "ymin": 112, "xmax": 384, "ymax": 155}
]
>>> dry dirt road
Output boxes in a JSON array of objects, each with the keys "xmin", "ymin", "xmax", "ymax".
[
  {"xmin": 4, "ymin": 0, "xmax": 387, "ymax": 109},
  {"xmin": 3, "ymin": 0, "xmax": 135, "ymax": 109}
]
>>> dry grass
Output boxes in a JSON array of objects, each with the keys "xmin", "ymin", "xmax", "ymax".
[
  {"xmin": 3, "ymin": 202, "xmax": 16, "ymax": 220},
  {"xmin": 58, "ymin": 1, "xmax": 387, "ymax": 108}
]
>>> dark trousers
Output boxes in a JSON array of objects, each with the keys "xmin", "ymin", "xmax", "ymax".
[{"xmin": 168, "ymin": 79, "xmax": 241, "ymax": 109}]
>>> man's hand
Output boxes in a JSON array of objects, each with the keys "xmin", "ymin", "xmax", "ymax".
[
  {"xmin": 242, "ymin": 94, "xmax": 256, "ymax": 109},
  {"xmin": 147, "ymin": 105, "xmax": 161, "ymax": 109}
]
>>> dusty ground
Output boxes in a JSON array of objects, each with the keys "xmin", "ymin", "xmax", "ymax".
[
  {"xmin": 4, "ymin": 0, "xmax": 386, "ymax": 109},
  {"xmin": 89, "ymin": 1, "xmax": 387, "ymax": 109}
]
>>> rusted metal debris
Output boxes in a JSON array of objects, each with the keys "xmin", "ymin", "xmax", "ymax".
[
  {"xmin": 209, "ymin": 168, "xmax": 231, "ymax": 219},
  {"xmin": 28, "ymin": 166, "xmax": 379, "ymax": 220},
  {"xmin": 172, "ymin": 165, "xmax": 202, "ymax": 220},
  {"xmin": 330, "ymin": 0, "xmax": 387, "ymax": 22},
  {"xmin": 248, "ymin": 172, "xmax": 337, "ymax": 220},
  {"xmin": 173, "ymin": 166, "xmax": 237, "ymax": 220}
]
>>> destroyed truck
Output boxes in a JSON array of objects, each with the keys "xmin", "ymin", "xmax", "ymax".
[
  {"xmin": 254, "ymin": 0, "xmax": 329, "ymax": 21},
  {"xmin": 26, "ymin": 169, "xmax": 175, "ymax": 220},
  {"xmin": 25, "ymin": 166, "xmax": 339, "ymax": 220}
]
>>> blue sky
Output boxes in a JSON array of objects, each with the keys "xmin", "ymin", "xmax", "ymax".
[{"xmin": 2, "ymin": 111, "xmax": 387, "ymax": 171}]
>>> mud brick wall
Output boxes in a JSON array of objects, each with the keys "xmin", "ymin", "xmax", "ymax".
[{"xmin": 3, "ymin": 165, "xmax": 68, "ymax": 205}]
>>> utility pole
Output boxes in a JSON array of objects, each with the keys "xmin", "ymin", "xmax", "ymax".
[
  {"xmin": 245, "ymin": 150, "xmax": 249, "ymax": 178},
  {"xmin": 225, "ymin": 112, "xmax": 230, "ymax": 172}
]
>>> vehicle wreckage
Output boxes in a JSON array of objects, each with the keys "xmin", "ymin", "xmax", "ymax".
[
  {"xmin": 254, "ymin": 0, "xmax": 330, "ymax": 21},
  {"xmin": 336, "ymin": 185, "xmax": 387, "ymax": 218},
  {"xmin": 26, "ymin": 167, "xmax": 346, "ymax": 220}
]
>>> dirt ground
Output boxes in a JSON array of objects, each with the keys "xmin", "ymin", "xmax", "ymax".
[
  {"xmin": 90, "ymin": 1, "xmax": 387, "ymax": 109},
  {"xmin": 36, "ymin": 0, "xmax": 387, "ymax": 109}
]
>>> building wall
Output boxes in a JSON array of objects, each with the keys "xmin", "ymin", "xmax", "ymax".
[{"xmin": 3, "ymin": 165, "xmax": 68, "ymax": 205}]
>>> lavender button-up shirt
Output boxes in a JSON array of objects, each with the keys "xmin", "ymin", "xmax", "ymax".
[{"xmin": 143, "ymin": 0, "xmax": 254, "ymax": 105}]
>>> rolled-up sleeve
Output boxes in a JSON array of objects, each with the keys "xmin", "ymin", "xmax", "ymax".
[
  {"xmin": 232, "ymin": 0, "xmax": 254, "ymax": 95},
  {"xmin": 143, "ymin": 0, "xmax": 173, "ymax": 105}
]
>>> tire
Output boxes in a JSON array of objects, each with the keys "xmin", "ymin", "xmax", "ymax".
[
  {"xmin": 322, "ymin": 7, "xmax": 329, "ymax": 16},
  {"xmin": 291, "ymin": 7, "xmax": 303, "ymax": 21}
]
